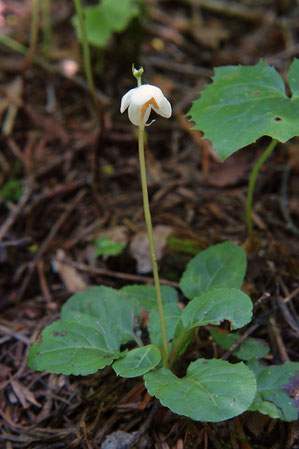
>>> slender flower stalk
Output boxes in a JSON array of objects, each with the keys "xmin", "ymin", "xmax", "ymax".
[
  {"xmin": 137, "ymin": 124, "xmax": 169, "ymax": 363},
  {"xmin": 73, "ymin": 0, "xmax": 98, "ymax": 108},
  {"xmin": 246, "ymin": 138, "xmax": 278, "ymax": 240},
  {"xmin": 121, "ymin": 66, "xmax": 172, "ymax": 364}
]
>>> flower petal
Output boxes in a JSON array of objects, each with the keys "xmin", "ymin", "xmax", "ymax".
[
  {"xmin": 128, "ymin": 103, "xmax": 142, "ymax": 126},
  {"xmin": 120, "ymin": 88, "xmax": 135, "ymax": 113},
  {"xmin": 153, "ymin": 96, "xmax": 172, "ymax": 118},
  {"xmin": 143, "ymin": 107, "xmax": 151, "ymax": 125},
  {"xmin": 130, "ymin": 84, "xmax": 164, "ymax": 106}
]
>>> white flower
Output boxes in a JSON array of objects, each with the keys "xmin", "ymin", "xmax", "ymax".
[{"xmin": 120, "ymin": 84, "xmax": 172, "ymax": 126}]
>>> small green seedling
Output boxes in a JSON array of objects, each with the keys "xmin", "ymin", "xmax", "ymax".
[
  {"xmin": 28, "ymin": 66, "xmax": 299, "ymax": 424},
  {"xmin": 187, "ymin": 59, "xmax": 299, "ymax": 240},
  {"xmin": 95, "ymin": 237, "xmax": 126, "ymax": 257}
]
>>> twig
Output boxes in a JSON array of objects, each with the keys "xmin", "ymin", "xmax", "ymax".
[
  {"xmin": 221, "ymin": 323, "xmax": 260, "ymax": 361},
  {"xmin": 18, "ymin": 189, "xmax": 87, "ymax": 299},
  {"xmin": 53, "ymin": 257, "xmax": 180, "ymax": 288},
  {"xmin": 268, "ymin": 316, "xmax": 289, "ymax": 362},
  {"xmin": 276, "ymin": 297, "xmax": 299, "ymax": 334},
  {"xmin": 141, "ymin": 55, "xmax": 212, "ymax": 77},
  {"xmin": 283, "ymin": 286, "xmax": 299, "ymax": 304},
  {"xmin": 188, "ymin": 0, "xmax": 267, "ymax": 22},
  {"xmin": 253, "ymin": 292, "xmax": 271, "ymax": 313}
]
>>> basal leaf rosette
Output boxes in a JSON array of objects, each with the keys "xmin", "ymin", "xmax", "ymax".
[
  {"xmin": 188, "ymin": 59, "xmax": 299, "ymax": 160},
  {"xmin": 144, "ymin": 358, "xmax": 257, "ymax": 422}
]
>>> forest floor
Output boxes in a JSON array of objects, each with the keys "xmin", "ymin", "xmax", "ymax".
[{"xmin": 0, "ymin": 0, "xmax": 298, "ymax": 448}]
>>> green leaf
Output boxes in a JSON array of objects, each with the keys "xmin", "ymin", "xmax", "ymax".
[
  {"xmin": 167, "ymin": 236, "xmax": 203, "ymax": 255},
  {"xmin": 61, "ymin": 286, "xmax": 140, "ymax": 345},
  {"xmin": 248, "ymin": 360, "xmax": 299, "ymax": 421},
  {"xmin": 288, "ymin": 58, "xmax": 299, "ymax": 98},
  {"xmin": 95, "ymin": 237, "xmax": 126, "ymax": 256},
  {"xmin": 144, "ymin": 358, "xmax": 256, "ymax": 422},
  {"xmin": 122, "ymin": 285, "xmax": 178, "ymax": 311},
  {"xmin": 187, "ymin": 59, "xmax": 299, "ymax": 160},
  {"xmin": 73, "ymin": 0, "xmax": 140, "ymax": 48},
  {"xmin": 101, "ymin": 0, "xmax": 140, "ymax": 32},
  {"xmin": 209, "ymin": 328, "xmax": 270, "ymax": 360},
  {"xmin": 27, "ymin": 319, "xmax": 121, "ymax": 375},
  {"xmin": 180, "ymin": 242, "xmax": 247, "ymax": 299},
  {"xmin": 148, "ymin": 303, "xmax": 181, "ymax": 353},
  {"xmin": 181, "ymin": 288, "xmax": 253, "ymax": 331},
  {"xmin": 113, "ymin": 345, "xmax": 161, "ymax": 378}
]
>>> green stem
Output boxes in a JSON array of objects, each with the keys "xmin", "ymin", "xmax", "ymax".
[
  {"xmin": 21, "ymin": 0, "xmax": 40, "ymax": 71},
  {"xmin": 246, "ymin": 138, "xmax": 278, "ymax": 240},
  {"xmin": 73, "ymin": 0, "xmax": 97, "ymax": 108},
  {"xmin": 30, "ymin": 0, "xmax": 40, "ymax": 54},
  {"xmin": 138, "ymin": 125, "xmax": 169, "ymax": 364},
  {"xmin": 41, "ymin": 0, "xmax": 52, "ymax": 58},
  {"xmin": 0, "ymin": 34, "xmax": 28, "ymax": 55}
]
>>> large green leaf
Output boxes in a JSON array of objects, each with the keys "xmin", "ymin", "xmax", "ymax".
[
  {"xmin": 187, "ymin": 59, "xmax": 299, "ymax": 160},
  {"xmin": 61, "ymin": 286, "xmax": 140, "ymax": 345},
  {"xmin": 122, "ymin": 284, "xmax": 178, "ymax": 311},
  {"xmin": 181, "ymin": 288, "xmax": 252, "ymax": 331},
  {"xmin": 148, "ymin": 303, "xmax": 182, "ymax": 353},
  {"xmin": 180, "ymin": 242, "xmax": 246, "ymax": 299},
  {"xmin": 248, "ymin": 360, "xmax": 299, "ymax": 421},
  {"xmin": 209, "ymin": 328, "xmax": 270, "ymax": 361},
  {"xmin": 72, "ymin": 0, "xmax": 140, "ymax": 48},
  {"xmin": 113, "ymin": 345, "xmax": 161, "ymax": 378},
  {"xmin": 144, "ymin": 359, "xmax": 256, "ymax": 422},
  {"xmin": 27, "ymin": 319, "xmax": 121, "ymax": 375}
]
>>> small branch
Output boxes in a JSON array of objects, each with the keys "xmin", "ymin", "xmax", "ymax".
[
  {"xmin": 253, "ymin": 292, "xmax": 271, "ymax": 313},
  {"xmin": 276, "ymin": 296, "xmax": 299, "ymax": 335},
  {"xmin": 221, "ymin": 324, "xmax": 260, "ymax": 361}
]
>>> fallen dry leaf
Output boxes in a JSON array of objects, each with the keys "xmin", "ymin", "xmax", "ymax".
[
  {"xmin": 52, "ymin": 249, "xmax": 88, "ymax": 293},
  {"xmin": 130, "ymin": 225, "xmax": 172, "ymax": 273}
]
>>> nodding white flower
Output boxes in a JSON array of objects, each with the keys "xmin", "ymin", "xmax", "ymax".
[{"xmin": 120, "ymin": 84, "xmax": 172, "ymax": 126}]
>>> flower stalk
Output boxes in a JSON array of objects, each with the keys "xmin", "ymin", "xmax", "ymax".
[
  {"xmin": 137, "ymin": 124, "xmax": 169, "ymax": 364},
  {"xmin": 131, "ymin": 66, "xmax": 169, "ymax": 364}
]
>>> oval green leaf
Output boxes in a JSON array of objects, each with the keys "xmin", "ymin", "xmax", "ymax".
[
  {"xmin": 181, "ymin": 288, "xmax": 252, "ymax": 331},
  {"xmin": 248, "ymin": 360, "xmax": 299, "ymax": 422},
  {"xmin": 144, "ymin": 358, "xmax": 256, "ymax": 422},
  {"xmin": 61, "ymin": 286, "xmax": 140, "ymax": 345},
  {"xmin": 27, "ymin": 319, "xmax": 121, "ymax": 376},
  {"xmin": 180, "ymin": 242, "xmax": 247, "ymax": 299},
  {"xmin": 113, "ymin": 344, "xmax": 161, "ymax": 378},
  {"xmin": 122, "ymin": 284, "xmax": 178, "ymax": 311},
  {"xmin": 188, "ymin": 59, "xmax": 299, "ymax": 160}
]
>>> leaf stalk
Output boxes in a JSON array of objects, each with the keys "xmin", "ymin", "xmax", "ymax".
[{"xmin": 246, "ymin": 138, "xmax": 278, "ymax": 241}]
